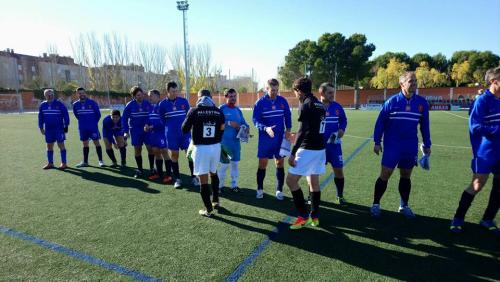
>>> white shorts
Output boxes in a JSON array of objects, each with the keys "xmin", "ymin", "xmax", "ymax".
[
  {"xmin": 288, "ymin": 148, "xmax": 326, "ymax": 176},
  {"xmin": 192, "ymin": 143, "xmax": 221, "ymax": 175}
]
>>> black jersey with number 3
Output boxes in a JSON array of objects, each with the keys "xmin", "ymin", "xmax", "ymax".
[
  {"xmin": 291, "ymin": 93, "xmax": 326, "ymax": 155},
  {"xmin": 182, "ymin": 103, "xmax": 225, "ymax": 145}
]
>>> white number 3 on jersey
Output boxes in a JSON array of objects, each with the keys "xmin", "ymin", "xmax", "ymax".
[{"xmin": 203, "ymin": 125, "xmax": 215, "ymax": 138}]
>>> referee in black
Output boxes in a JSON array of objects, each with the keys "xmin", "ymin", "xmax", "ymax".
[
  {"xmin": 182, "ymin": 89, "xmax": 225, "ymax": 217},
  {"xmin": 287, "ymin": 77, "xmax": 327, "ymax": 229}
]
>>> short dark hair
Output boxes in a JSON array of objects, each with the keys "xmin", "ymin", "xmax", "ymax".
[
  {"xmin": 111, "ymin": 109, "xmax": 121, "ymax": 116},
  {"xmin": 198, "ymin": 89, "xmax": 211, "ymax": 97},
  {"xmin": 318, "ymin": 82, "xmax": 334, "ymax": 94},
  {"xmin": 148, "ymin": 89, "xmax": 160, "ymax": 96},
  {"xmin": 293, "ymin": 77, "xmax": 312, "ymax": 94},
  {"xmin": 267, "ymin": 78, "xmax": 279, "ymax": 87},
  {"xmin": 166, "ymin": 81, "xmax": 178, "ymax": 91},
  {"xmin": 130, "ymin": 86, "xmax": 143, "ymax": 97},
  {"xmin": 76, "ymin": 87, "xmax": 85, "ymax": 92},
  {"xmin": 224, "ymin": 88, "xmax": 237, "ymax": 97}
]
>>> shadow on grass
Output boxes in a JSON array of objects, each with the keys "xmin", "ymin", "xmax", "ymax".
[
  {"xmin": 62, "ymin": 167, "xmax": 160, "ymax": 194},
  {"xmin": 213, "ymin": 187, "xmax": 500, "ymax": 281}
]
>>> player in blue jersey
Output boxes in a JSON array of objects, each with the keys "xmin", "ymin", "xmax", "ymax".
[
  {"xmin": 102, "ymin": 109, "xmax": 127, "ymax": 167},
  {"xmin": 253, "ymin": 78, "xmax": 292, "ymax": 200},
  {"xmin": 122, "ymin": 86, "xmax": 154, "ymax": 178},
  {"xmin": 218, "ymin": 88, "xmax": 249, "ymax": 193},
  {"xmin": 371, "ymin": 72, "xmax": 431, "ymax": 218},
  {"xmin": 159, "ymin": 81, "xmax": 195, "ymax": 188},
  {"xmin": 73, "ymin": 87, "xmax": 104, "ymax": 167},
  {"xmin": 38, "ymin": 89, "xmax": 69, "ymax": 169},
  {"xmin": 145, "ymin": 89, "xmax": 173, "ymax": 184},
  {"xmin": 319, "ymin": 83, "xmax": 348, "ymax": 205},
  {"xmin": 451, "ymin": 67, "xmax": 500, "ymax": 236}
]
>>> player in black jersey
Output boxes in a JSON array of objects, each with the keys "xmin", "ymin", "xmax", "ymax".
[
  {"xmin": 182, "ymin": 89, "xmax": 225, "ymax": 217},
  {"xmin": 286, "ymin": 77, "xmax": 327, "ymax": 229}
]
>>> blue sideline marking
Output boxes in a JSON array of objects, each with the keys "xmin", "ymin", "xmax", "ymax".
[
  {"xmin": 0, "ymin": 225, "xmax": 162, "ymax": 282},
  {"xmin": 225, "ymin": 136, "xmax": 373, "ymax": 282}
]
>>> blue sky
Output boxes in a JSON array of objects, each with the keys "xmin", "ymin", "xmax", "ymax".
[{"xmin": 2, "ymin": 0, "xmax": 499, "ymax": 86}]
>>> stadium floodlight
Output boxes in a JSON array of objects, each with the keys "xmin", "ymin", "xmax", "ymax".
[{"xmin": 177, "ymin": 0, "xmax": 190, "ymax": 101}]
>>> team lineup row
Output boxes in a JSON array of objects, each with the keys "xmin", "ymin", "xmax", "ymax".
[{"xmin": 37, "ymin": 67, "xmax": 500, "ymax": 234}]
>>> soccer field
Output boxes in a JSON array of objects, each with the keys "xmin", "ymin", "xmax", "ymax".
[{"xmin": 0, "ymin": 110, "xmax": 498, "ymax": 281}]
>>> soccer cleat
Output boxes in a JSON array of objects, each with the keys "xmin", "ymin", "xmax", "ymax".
[
  {"xmin": 398, "ymin": 206, "xmax": 416, "ymax": 219},
  {"xmin": 256, "ymin": 189, "xmax": 264, "ymax": 199},
  {"xmin": 276, "ymin": 191, "xmax": 284, "ymax": 201},
  {"xmin": 75, "ymin": 161, "xmax": 89, "ymax": 168},
  {"xmin": 450, "ymin": 218, "xmax": 464, "ymax": 234},
  {"xmin": 198, "ymin": 209, "xmax": 213, "ymax": 217},
  {"xmin": 148, "ymin": 174, "xmax": 160, "ymax": 181},
  {"xmin": 479, "ymin": 220, "xmax": 500, "ymax": 236},
  {"xmin": 58, "ymin": 163, "xmax": 67, "ymax": 170},
  {"xmin": 162, "ymin": 176, "xmax": 173, "ymax": 184},
  {"xmin": 231, "ymin": 186, "xmax": 241, "ymax": 193},
  {"xmin": 98, "ymin": 160, "xmax": 105, "ymax": 167},
  {"xmin": 121, "ymin": 161, "xmax": 127, "ymax": 168},
  {"xmin": 191, "ymin": 177, "xmax": 200, "ymax": 187},
  {"xmin": 212, "ymin": 202, "xmax": 220, "ymax": 209},
  {"xmin": 307, "ymin": 217, "xmax": 320, "ymax": 227},
  {"xmin": 336, "ymin": 196, "xmax": 348, "ymax": 205},
  {"xmin": 370, "ymin": 204, "xmax": 381, "ymax": 218},
  {"xmin": 290, "ymin": 216, "xmax": 310, "ymax": 230},
  {"xmin": 174, "ymin": 178, "xmax": 182, "ymax": 189},
  {"xmin": 134, "ymin": 169, "xmax": 144, "ymax": 178},
  {"xmin": 43, "ymin": 163, "xmax": 54, "ymax": 170},
  {"xmin": 110, "ymin": 162, "xmax": 119, "ymax": 168}
]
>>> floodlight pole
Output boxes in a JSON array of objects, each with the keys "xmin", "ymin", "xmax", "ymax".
[{"xmin": 177, "ymin": 1, "xmax": 190, "ymax": 102}]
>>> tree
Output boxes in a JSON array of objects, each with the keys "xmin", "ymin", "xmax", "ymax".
[
  {"xmin": 415, "ymin": 61, "xmax": 447, "ymax": 87},
  {"xmin": 432, "ymin": 53, "xmax": 448, "ymax": 72},
  {"xmin": 372, "ymin": 52, "xmax": 411, "ymax": 69},
  {"xmin": 370, "ymin": 58, "xmax": 408, "ymax": 89},
  {"xmin": 411, "ymin": 53, "xmax": 433, "ymax": 69},
  {"xmin": 451, "ymin": 60, "xmax": 471, "ymax": 87},
  {"xmin": 278, "ymin": 32, "xmax": 375, "ymax": 89}
]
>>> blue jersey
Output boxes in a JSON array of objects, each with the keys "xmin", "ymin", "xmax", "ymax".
[
  {"xmin": 102, "ymin": 115, "xmax": 123, "ymax": 136},
  {"xmin": 73, "ymin": 99, "xmax": 101, "ymax": 130},
  {"xmin": 469, "ymin": 89, "xmax": 500, "ymax": 159},
  {"xmin": 220, "ymin": 104, "xmax": 248, "ymax": 144},
  {"xmin": 147, "ymin": 103, "xmax": 165, "ymax": 134},
  {"xmin": 374, "ymin": 92, "xmax": 431, "ymax": 149},
  {"xmin": 122, "ymin": 99, "xmax": 152, "ymax": 133},
  {"xmin": 38, "ymin": 99, "xmax": 70, "ymax": 130},
  {"xmin": 158, "ymin": 97, "xmax": 190, "ymax": 135},
  {"xmin": 252, "ymin": 94, "xmax": 292, "ymax": 139},
  {"xmin": 468, "ymin": 99, "xmax": 481, "ymax": 157},
  {"xmin": 323, "ymin": 101, "xmax": 347, "ymax": 141}
]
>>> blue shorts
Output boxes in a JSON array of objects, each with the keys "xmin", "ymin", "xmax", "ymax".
[
  {"xmin": 103, "ymin": 130, "xmax": 124, "ymax": 144},
  {"xmin": 167, "ymin": 132, "xmax": 190, "ymax": 151},
  {"xmin": 257, "ymin": 135, "xmax": 282, "ymax": 159},
  {"xmin": 471, "ymin": 157, "xmax": 500, "ymax": 174},
  {"xmin": 45, "ymin": 129, "xmax": 65, "ymax": 144},
  {"xmin": 131, "ymin": 130, "xmax": 148, "ymax": 147},
  {"xmin": 79, "ymin": 127, "xmax": 101, "ymax": 141},
  {"xmin": 222, "ymin": 140, "xmax": 241, "ymax": 162},
  {"xmin": 149, "ymin": 132, "xmax": 167, "ymax": 149},
  {"xmin": 381, "ymin": 146, "xmax": 417, "ymax": 169},
  {"xmin": 326, "ymin": 144, "xmax": 343, "ymax": 168}
]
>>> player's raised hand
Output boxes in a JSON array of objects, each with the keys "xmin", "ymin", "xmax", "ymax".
[
  {"xmin": 374, "ymin": 144, "xmax": 383, "ymax": 155},
  {"xmin": 265, "ymin": 125, "xmax": 276, "ymax": 138}
]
